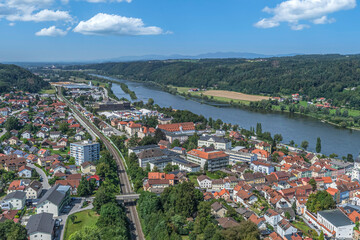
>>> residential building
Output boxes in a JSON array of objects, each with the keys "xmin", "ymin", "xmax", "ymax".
[
  {"xmin": 276, "ymin": 219, "xmax": 297, "ymax": 239},
  {"xmin": 26, "ymin": 213, "xmax": 54, "ymax": 240},
  {"xmin": 25, "ymin": 181, "xmax": 43, "ymax": 200},
  {"xmin": 211, "ymin": 202, "xmax": 227, "ymax": 218},
  {"xmin": 18, "ymin": 165, "xmax": 32, "ymax": 178},
  {"xmin": 250, "ymin": 161, "xmax": 275, "ymax": 174},
  {"xmin": 36, "ymin": 185, "xmax": 71, "ymax": 217},
  {"xmin": 197, "ymin": 175, "xmax": 212, "ymax": 189},
  {"xmin": 198, "ymin": 135, "xmax": 232, "ymax": 150},
  {"xmin": 70, "ymin": 140, "xmax": 100, "ymax": 165},
  {"xmin": 1, "ymin": 191, "xmax": 26, "ymax": 210},
  {"xmin": 225, "ymin": 149, "xmax": 257, "ymax": 164},
  {"xmin": 187, "ymin": 148, "xmax": 229, "ymax": 171},
  {"xmin": 264, "ymin": 209, "xmax": 281, "ymax": 227},
  {"xmin": 81, "ymin": 162, "xmax": 96, "ymax": 175}
]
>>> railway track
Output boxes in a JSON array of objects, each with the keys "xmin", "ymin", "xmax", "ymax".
[{"xmin": 57, "ymin": 88, "xmax": 144, "ymax": 240}]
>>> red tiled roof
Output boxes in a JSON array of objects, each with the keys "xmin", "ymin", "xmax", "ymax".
[
  {"xmin": 158, "ymin": 122, "xmax": 195, "ymax": 132},
  {"xmin": 187, "ymin": 149, "xmax": 228, "ymax": 160}
]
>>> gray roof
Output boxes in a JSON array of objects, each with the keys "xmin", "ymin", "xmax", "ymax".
[
  {"xmin": 211, "ymin": 202, "xmax": 225, "ymax": 212},
  {"xmin": 4, "ymin": 191, "xmax": 26, "ymax": 200},
  {"xmin": 138, "ymin": 148, "xmax": 165, "ymax": 159},
  {"xmin": 38, "ymin": 185, "xmax": 66, "ymax": 206},
  {"xmin": 199, "ymin": 135, "xmax": 230, "ymax": 143},
  {"xmin": 26, "ymin": 213, "xmax": 54, "ymax": 235},
  {"xmin": 28, "ymin": 181, "xmax": 42, "ymax": 192},
  {"xmin": 318, "ymin": 209, "xmax": 354, "ymax": 227}
]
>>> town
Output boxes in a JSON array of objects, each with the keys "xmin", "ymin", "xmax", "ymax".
[{"xmin": 0, "ymin": 79, "xmax": 360, "ymax": 240}]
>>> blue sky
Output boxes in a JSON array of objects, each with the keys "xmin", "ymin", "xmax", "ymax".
[{"xmin": 0, "ymin": 0, "xmax": 360, "ymax": 61}]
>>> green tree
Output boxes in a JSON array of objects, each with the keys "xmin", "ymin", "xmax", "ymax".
[
  {"xmin": 171, "ymin": 139, "xmax": 181, "ymax": 148},
  {"xmin": 274, "ymin": 134, "xmax": 283, "ymax": 143},
  {"xmin": 59, "ymin": 122, "xmax": 69, "ymax": 134},
  {"xmin": 93, "ymin": 185, "xmax": 116, "ymax": 214},
  {"xmin": 69, "ymin": 226, "xmax": 101, "ymax": 240},
  {"xmin": 318, "ymin": 231, "xmax": 325, "ymax": 240},
  {"xmin": 256, "ymin": 123, "xmax": 262, "ymax": 136},
  {"xmin": 4, "ymin": 117, "xmax": 19, "ymax": 131},
  {"xmin": 289, "ymin": 140, "xmax": 294, "ymax": 146},
  {"xmin": 301, "ymin": 140, "xmax": 309, "ymax": 150},
  {"xmin": 316, "ymin": 137, "xmax": 321, "ymax": 153},
  {"xmin": 347, "ymin": 154, "xmax": 354, "ymax": 162},
  {"xmin": 306, "ymin": 191, "xmax": 336, "ymax": 213},
  {"xmin": 222, "ymin": 221, "xmax": 260, "ymax": 240},
  {"xmin": 0, "ymin": 220, "xmax": 28, "ymax": 240},
  {"xmin": 309, "ymin": 178, "xmax": 317, "ymax": 191}
]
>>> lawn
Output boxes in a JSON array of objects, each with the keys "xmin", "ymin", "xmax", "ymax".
[
  {"xmin": 63, "ymin": 209, "xmax": 99, "ymax": 239},
  {"xmin": 292, "ymin": 220, "xmax": 318, "ymax": 239},
  {"xmin": 188, "ymin": 174, "xmax": 200, "ymax": 187},
  {"xmin": 40, "ymin": 88, "xmax": 56, "ymax": 94}
]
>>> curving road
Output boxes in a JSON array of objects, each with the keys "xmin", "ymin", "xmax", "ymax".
[{"xmin": 57, "ymin": 88, "xmax": 144, "ymax": 240}]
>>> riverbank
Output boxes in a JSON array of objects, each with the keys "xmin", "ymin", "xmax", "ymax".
[
  {"xmin": 168, "ymin": 85, "xmax": 360, "ymax": 131},
  {"xmin": 87, "ymin": 72, "xmax": 360, "ymax": 131}
]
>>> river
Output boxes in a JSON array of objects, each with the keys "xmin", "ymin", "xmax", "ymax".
[{"xmin": 98, "ymin": 75, "xmax": 360, "ymax": 158}]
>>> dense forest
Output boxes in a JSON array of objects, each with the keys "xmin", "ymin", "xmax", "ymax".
[
  {"xmin": 69, "ymin": 54, "xmax": 360, "ymax": 108},
  {"xmin": 0, "ymin": 64, "xmax": 49, "ymax": 93}
]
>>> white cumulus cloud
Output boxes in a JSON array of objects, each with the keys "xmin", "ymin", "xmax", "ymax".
[
  {"xmin": 73, "ymin": 13, "xmax": 164, "ymax": 36},
  {"xmin": 255, "ymin": 0, "xmax": 356, "ymax": 30},
  {"xmin": 7, "ymin": 9, "xmax": 72, "ymax": 22},
  {"xmin": 35, "ymin": 25, "xmax": 67, "ymax": 36}
]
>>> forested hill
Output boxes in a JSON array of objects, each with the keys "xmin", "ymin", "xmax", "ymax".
[
  {"xmin": 0, "ymin": 64, "xmax": 49, "ymax": 93},
  {"xmin": 72, "ymin": 54, "xmax": 360, "ymax": 107}
]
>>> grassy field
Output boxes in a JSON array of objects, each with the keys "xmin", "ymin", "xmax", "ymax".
[
  {"xmin": 40, "ymin": 88, "xmax": 56, "ymax": 94},
  {"xmin": 175, "ymin": 86, "xmax": 268, "ymax": 104},
  {"xmin": 63, "ymin": 209, "xmax": 99, "ymax": 240},
  {"xmin": 292, "ymin": 220, "xmax": 318, "ymax": 239}
]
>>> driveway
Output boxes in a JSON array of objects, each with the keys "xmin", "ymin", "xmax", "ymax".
[{"xmin": 27, "ymin": 163, "xmax": 50, "ymax": 189}]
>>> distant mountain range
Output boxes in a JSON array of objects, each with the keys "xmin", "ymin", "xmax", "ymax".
[{"xmin": 101, "ymin": 52, "xmax": 302, "ymax": 62}]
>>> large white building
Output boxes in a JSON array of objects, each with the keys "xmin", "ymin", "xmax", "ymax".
[
  {"xmin": 198, "ymin": 135, "xmax": 232, "ymax": 150},
  {"xmin": 36, "ymin": 185, "xmax": 70, "ymax": 217},
  {"xmin": 317, "ymin": 209, "xmax": 355, "ymax": 239},
  {"xmin": 225, "ymin": 148, "xmax": 257, "ymax": 164},
  {"xmin": 70, "ymin": 140, "xmax": 100, "ymax": 165},
  {"xmin": 187, "ymin": 148, "xmax": 229, "ymax": 172}
]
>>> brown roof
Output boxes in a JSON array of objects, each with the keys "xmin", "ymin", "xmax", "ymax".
[{"xmin": 216, "ymin": 217, "xmax": 239, "ymax": 229}]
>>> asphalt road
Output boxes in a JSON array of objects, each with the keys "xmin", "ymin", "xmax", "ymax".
[
  {"xmin": 27, "ymin": 163, "xmax": 50, "ymax": 189},
  {"xmin": 57, "ymin": 89, "xmax": 144, "ymax": 240}
]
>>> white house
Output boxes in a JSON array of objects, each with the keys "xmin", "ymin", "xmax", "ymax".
[
  {"xmin": 250, "ymin": 161, "xmax": 275, "ymax": 174},
  {"xmin": 36, "ymin": 131, "xmax": 47, "ymax": 139},
  {"xmin": 36, "ymin": 185, "xmax": 70, "ymax": 217},
  {"xmin": 1, "ymin": 191, "xmax": 26, "ymax": 210},
  {"xmin": 25, "ymin": 181, "xmax": 43, "ymax": 200},
  {"xmin": 26, "ymin": 213, "xmax": 55, "ymax": 240},
  {"xmin": 21, "ymin": 131, "xmax": 32, "ymax": 139},
  {"xmin": 49, "ymin": 131, "xmax": 61, "ymax": 140},
  {"xmin": 18, "ymin": 165, "xmax": 32, "ymax": 178},
  {"xmin": 276, "ymin": 218, "xmax": 297, "ymax": 238},
  {"xmin": 264, "ymin": 209, "xmax": 281, "ymax": 227},
  {"xmin": 197, "ymin": 175, "xmax": 212, "ymax": 189}
]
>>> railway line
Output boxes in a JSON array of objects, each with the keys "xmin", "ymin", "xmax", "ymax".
[{"xmin": 57, "ymin": 88, "xmax": 144, "ymax": 240}]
